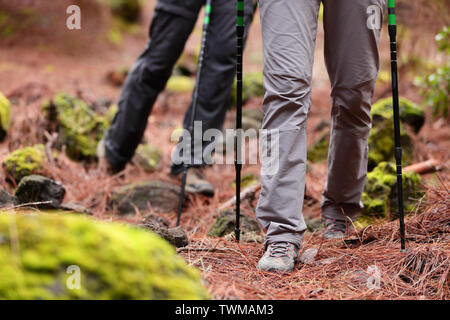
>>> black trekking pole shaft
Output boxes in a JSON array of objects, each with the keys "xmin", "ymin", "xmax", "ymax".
[
  {"xmin": 235, "ymin": 0, "xmax": 244, "ymax": 242},
  {"xmin": 176, "ymin": 0, "xmax": 212, "ymax": 226},
  {"xmin": 388, "ymin": 0, "xmax": 406, "ymax": 251}
]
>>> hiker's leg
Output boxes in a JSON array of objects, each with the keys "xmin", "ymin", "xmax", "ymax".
[
  {"xmin": 170, "ymin": 0, "xmax": 255, "ymax": 174},
  {"xmin": 321, "ymin": 0, "xmax": 385, "ymax": 223},
  {"xmin": 104, "ymin": 2, "xmax": 202, "ymax": 170},
  {"xmin": 256, "ymin": 0, "xmax": 321, "ymax": 249}
]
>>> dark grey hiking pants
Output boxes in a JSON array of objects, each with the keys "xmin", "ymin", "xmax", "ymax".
[
  {"xmin": 256, "ymin": 0, "xmax": 386, "ymax": 248},
  {"xmin": 104, "ymin": 0, "xmax": 254, "ymax": 173}
]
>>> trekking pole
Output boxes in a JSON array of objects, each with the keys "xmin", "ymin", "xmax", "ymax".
[
  {"xmin": 235, "ymin": 0, "xmax": 244, "ymax": 241},
  {"xmin": 388, "ymin": 0, "xmax": 406, "ymax": 251},
  {"xmin": 176, "ymin": 0, "xmax": 212, "ymax": 226}
]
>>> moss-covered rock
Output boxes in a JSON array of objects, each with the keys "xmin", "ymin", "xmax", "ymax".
[
  {"xmin": 209, "ymin": 209, "xmax": 261, "ymax": 238},
  {"xmin": 0, "ymin": 212, "xmax": 208, "ymax": 299},
  {"xmin": 2, "ymin": 145, "xmax": 47, "ymax": 183},
  {"xmin": 166, "ymin": 76, "xmax": 196, "ymax": 93},
  {"xmin": 15, "ymin": 175, "xmax": 65, "ymax": 209},
  {"xmin": 230, "ymin": 72, "xmax": 265, "ymax": 107},
  {"xmin": 368, "ymin": 102, "xmax": 415, "ymax": 170},
  {"xmin": 42, "ymin": 93, "xmax": 109, "ymax": 161},
  {"xmin": 371, "ymin": 97, "xmax": 425, "ymax": 134},
  {"xmin": 109, "ymin": 181, "xmax": 181, "ymax": 214},
  {"xmin": 361, "ymin": 162, "xmax": 424, "ymax": 221},
  {"xmin": 132, "ymin": 144, "xmax": 161, "ymax": 172},
  {"xmin": 0, "ymin": 92, "xmax": 11, "ymax": 142}
]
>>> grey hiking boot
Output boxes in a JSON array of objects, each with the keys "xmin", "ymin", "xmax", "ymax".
[
  {"xmin": 257, "ymin": 242, "xmax": 298, "ymax": 273},
  {"xmin": 323, "ymin": 218, "xmax": 352, "ymax": 240},
  {"xmin": 174, "ymin": 167, "xmax": 215, "ymax": 197}
]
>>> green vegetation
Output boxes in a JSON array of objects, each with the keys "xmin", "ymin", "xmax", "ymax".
[
  {"xmin": 361, "ymin": 162, "xmax": 424, "ymax": 220},
  {"xmin": 42, "ymin": 93, "xmax": 109, "ymax": 161},
  {"xmin": 0, "ymin": 212, "xmax": 209, "ymax": 299},
  {"xmin": 415, "ymin": 26, "xmax": 450, "ymax": 118},
  {"xmin": 3, "ymin": 145, "xmax": 47, "ymax": 183},
  {"xmin": 133, "ymin": 144, "xmax": 162, "ymax": 172},
  {"xmin": 0, "ymin": 92, "xmax": 11, "ymax": 141}
]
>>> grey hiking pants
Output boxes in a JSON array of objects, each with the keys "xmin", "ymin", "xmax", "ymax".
[
  {"xmin": 256, "ymin": 0, "xmax": 386, "ymax": 248},
  {"xmin": 104, "ymin": 0, "xmax": 254, "ymax": 173}
]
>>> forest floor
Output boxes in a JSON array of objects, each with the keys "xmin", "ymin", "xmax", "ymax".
[{"xmin": 0, "ymin": 0, "xmax": 448, "ymax": 299}]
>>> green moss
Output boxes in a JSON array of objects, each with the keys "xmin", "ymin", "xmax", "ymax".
[
  {"xmin": 3, "ymin": 145, "xmax": 47, "ymax": 183},
  {"xmin": 371, "ymin": 97, "xmax": 425, "ymax": 133},
  {"xmin": 367, "ymin": 97, "xmax": 422, "ymax": 170},
  {"xmin": 0, "ymin": 212, "xmax": 209, "ymax": 299},
  {"xmin": 361, "ymin": 162, "xmax": 424, "ymax": 219},
  {"xmin": 166, "ymin": 76, "xmax": 196, "ymax": 93},
  {"xmin": 307, "ymin": 131, "xmax": 330, "ymax": 163},
  {"xmin": 0, "ymin": 92, "xmax": 11, "ymax": 141},
  {"xmin": 42, "ymin": 93, "xmax": 109, "ymax": 161},
  {"xmin": 232, "ymin": 173, "xmax": 258, "ymax": 189},
  {"xmin": 133, "ymin": 144, "xmax": 161, "ymax": 172}
]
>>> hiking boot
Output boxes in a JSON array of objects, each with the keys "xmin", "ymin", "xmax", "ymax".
[
  {"xmin": 257, "ymin": 242, "xmax": 298, "ymax": 273},
  {"xmin": 96, "ymin": 139, "xmax": 123, "ymax": 175},
  {"xmin": 323, "ymin": 218, "xmax": 352, "ymax": 239},
  {"xmin": 184, "ymin": 167, "xmax": 215, "ymax": 197}
]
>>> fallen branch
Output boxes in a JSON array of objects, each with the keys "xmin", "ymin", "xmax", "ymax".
[
  {"xmin": 218, "ymin": 183, "xmax": 261, "ymax": 211},
  {"xmin": 404, "ymin": 159, "xmax": 440, "ymax": 175}
]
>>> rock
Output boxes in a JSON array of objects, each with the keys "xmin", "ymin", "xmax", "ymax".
[
  {"xmin": 209, "ymin": 209, "xmax": 261, "ymax": 238},
  {"xmin": 132, "ymin": 144, "xmax": 161, "ymax": 172},
  {"xmin": 368, "ymin": 109, "xmax": 414, "ymax": 171},
  {"xmin": 166, "ymin": 226, "xmax": 189, "ymax": 248},
  {"xmin": 0, "ymin": 212, "xmax": 208, "ymax": 299},
  {"xmin": 42, "ymin": 93, "xmax": 109, "ymax": 161},
  {"xmin": 230, "ymin": 72, "xmax": 264, "ymax": 107},
  {"xmin": 0, "ymin": 190, "xmax": 17, "ymax": 208},
  {"xmin": 166, "ymin": 76, "xmax": 195, "ymax": 93},
  {"xmin": 299, "ymin": 248, "xmax": 319, "ymax": 264},
  {"xmin": 224, "ymin": 230, "xmax": 263, "ymax": 243},
  {"xmin": 307, "ymin": 131, "xmax": 329, "ymax": 163},
  {"xmin": 2, "ymin": 145, "xmax": 47, "ymax": 184},
  {"xmin": 0, "ymin": 92, "xmax": 11, "ymax": 142},
  {"xmin": 371, "ymin": 97, "xmax": 425, "ymax": 134},
  {"xmin": 139, "ymin": 214, "xmax": 189, "ymax": 248},
  {"xmin": 110, "ymin": 0, "xmax": 141, "ymax": 23},
  {"xmin": 58, "ymin": 203, "xmax": 92, "ymax": 215},
  {"xmin": 15, "ymin": 175, "xmax": 66, "ymax": 209},
  {"xmin": 360, "ymin": 162, "xmax": 424, "ymax": 222},
  {"xmin": 109, "ymin": 181, "xmax": 182, "ymax": 214}
]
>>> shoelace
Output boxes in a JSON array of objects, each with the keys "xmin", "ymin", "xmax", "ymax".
[{"xmin": 268, "ymin": 242, "xmax": 291, "ymax": 258}]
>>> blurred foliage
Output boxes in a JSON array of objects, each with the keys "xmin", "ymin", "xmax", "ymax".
[
  {"xmin": 414, "ymin": 26, "xmax": 450, "ymax": 118},
  {"xmin": 0, "ymin": 92, "xmax": 11, "ymax": 141}
]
